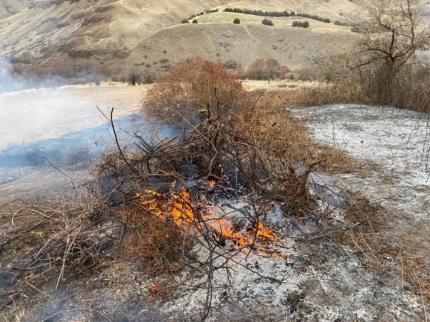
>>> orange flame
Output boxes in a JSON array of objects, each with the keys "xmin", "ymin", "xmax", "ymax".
[{"xmin": 138, "ymin": 189, "xmax": 286, "ymax": 258}]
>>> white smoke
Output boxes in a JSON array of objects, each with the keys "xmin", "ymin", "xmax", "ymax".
[
  {"xmin": 0, "ymin": 59, "xmax": 30, "ymax": 93},
  {"xmin": 0, "ymin": 58, "xmax": 103, "ymax": 94},
  {"xmin": 0, "ymin": 69, "xmax": 177, "ymax": 197}
]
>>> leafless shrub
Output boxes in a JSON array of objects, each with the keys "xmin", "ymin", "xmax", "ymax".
[
  {"xmin": 328, "ymin": 0, "xmax": 430, "ymax": 110},
  {"xmin": 145, "ymin": 57, "xmax": 245, "ymax": 130},
  {"xmin": 128, "ymin": 72, "xmax": 139, "ymax": 85},
  {"xmin": 245, "ymin": 59, "xmax": 290, "ymax": 80}
]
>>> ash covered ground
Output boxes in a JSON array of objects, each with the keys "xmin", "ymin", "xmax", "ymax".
[
  {"xmin": 293, "ymin": 105, "xmax": 430, "ymax": 266},
  {"xmin": 0, "ymin": 90, "xmax": 429, "ymax": 321}
]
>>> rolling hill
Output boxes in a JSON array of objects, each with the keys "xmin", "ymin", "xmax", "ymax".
[
  {"xmin": 0, "ymin": 0, "xmax": 370, "ymax": 79},
  {"xmin": 128, "ymin": 18, "xmax": 354, "ymax": 71},
  {"xmin": 0, "ymin": 0, "xmax": 28, "ymax": 19}
]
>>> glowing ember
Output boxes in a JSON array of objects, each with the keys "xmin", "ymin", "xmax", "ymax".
[
  {"xmin": 207, "ymin": 178, "xmax": 217, "ymax": 189},
  {"xmin": 138, "ymin": 189, "xmax": 287, "ymax": 258}
]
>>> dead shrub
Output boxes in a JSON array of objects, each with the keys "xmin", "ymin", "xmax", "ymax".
[
  {"xmin": 244, "ymin": 90, "xmax": 363, "ymax": 174},
  {"xmin": 148, "ymin": 278, "xmax": 178, "ymax": 301},
  {"xmin": 325, "ymin": 55, "xmax": 430, "ymax": 112},
  {"xmin": 323, "ymin": 0, "xmax": 430, "ymax": 112},
  {"xmin": 144, "ymin": 57, "xmax": 245, "ymax": 130},
  {"xmin": 245, "ymin": 59, "xmax": 290, "ymax": 80},
  {"xmin": 142, "ymin": 59, "xmax": 324, "ymax": 214},
  {"xmin": 379, "ymin": 67, "xmax": 430, "ymax": 113},
  {"xmin": 349, "ymin": 0, "xmax": 429, "ymax": 103}
]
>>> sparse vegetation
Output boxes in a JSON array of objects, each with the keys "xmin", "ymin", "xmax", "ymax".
[
  {"xmin": 292, "ymin": 20, "xmax": 310, "ymax": 28},
  {"xmin": 192, "ymin": 19, "xmax": 198, "ymax": 24},
  {"xmin": 296, "ymin": 13, "xmax": 329, "ymax": 23},
  {"xmin": 223, "ymin": 8, "xmax": 331, "ymax": 24},
  {"xmin": 326, "ymin": 0, "xmax": 430, "ymax": 111},
  {"xmin": 264, "ymin": 84, "xmax": 367, "ymax": 108},
  {"xmin": 262, "ymin": 18, "xmax": 274, "ymax": 26},
  {"xmin": 181, "ymin": 19, "xmax": 189, "ymax": 23},
  {"xmin": 233, "ymin": 18, "xmax": 241, "ymax": 24}
]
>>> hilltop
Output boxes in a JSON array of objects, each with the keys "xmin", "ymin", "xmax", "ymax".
[{"xmin": 0, "ymin": 0, "xmax": 370, "ymax": 79}]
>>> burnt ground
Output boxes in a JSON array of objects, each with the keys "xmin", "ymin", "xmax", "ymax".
[
  {"xmin": 0, "ymin": 103, "xmax": 429, "ymax": 321},
  {"xmin": 293, "ymin": 105, "xmax": 430, "ymax": 267}
]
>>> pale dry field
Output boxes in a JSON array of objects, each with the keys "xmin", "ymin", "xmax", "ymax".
[{"xmin": 243, "ymin": 79, "xmax": 322, "ymax": 90}]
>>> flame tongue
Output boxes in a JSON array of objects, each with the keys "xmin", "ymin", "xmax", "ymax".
[
  {"xmin": 138, "ymin": 188, "xmax": 286, "ymax": 258},
  {"xmin": 140, "ymin": 189, "xmax": 195, "ymax": 227}
]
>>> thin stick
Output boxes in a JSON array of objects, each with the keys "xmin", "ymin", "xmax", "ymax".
[{"xmin": 109, "ymin": 108, "xmax": 137, "ymax": 175}]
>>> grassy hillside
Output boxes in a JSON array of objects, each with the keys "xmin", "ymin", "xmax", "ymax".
[
  {"xmin": 127, "ymin": 18, "xmax": 354, "ymax": 72},
  {"xmin": 0, "ymin": 0, "xmax": 28, "ymax": 19},
  {"xmin": 0, "ymin": 0, "xmax": 366, "ymax": 79},
  {"xmin": 0, "ymin": 0, "xmax": 232, "ymax": 73}
]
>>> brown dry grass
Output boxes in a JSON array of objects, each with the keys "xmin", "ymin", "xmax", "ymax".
[
  {"xmin": 246, "ymin": 89, "xmax": 367, "ymax": 174},
  {"xmin": 261, "ymin": 84, "xmax": 367, "ymax": 108},
  {"xmin": 338, "ymin": 194, "xmax": 429, "ymax": 317},
  {"xmin": 116, "ymin": 206, "xmax": 192, "ymax": 277}
]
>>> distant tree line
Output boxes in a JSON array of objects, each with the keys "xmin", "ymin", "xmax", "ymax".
[
  {"xmin": 223, "ymin": 8, "xmax": 334, "ymax": 24},
  {"xmin": 295, "ymin": 13, "xmax": 329, "ymax": 23},
  {"xmin": 224, "ymin": 8, "xmax": 295, "ymax": 17},
  {"xmin": 181, "ymin": 7, "xmax": 353, "ymax": 28},
  {"xmin": 188, "ymin": 8, "xmax": 219, "ymax": 20}
]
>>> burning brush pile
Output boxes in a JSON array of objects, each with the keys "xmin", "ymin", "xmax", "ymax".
[
  {"xmin": 1, "ymin": 59, "xmax": 428, "ymax": 320},
  {"xmin": 0, "ymin": 59, "xmax": 343, "ymax": 320},
  {"xmin": 92, "ymin": 58, "xmax": 327, "ymax": 318}
]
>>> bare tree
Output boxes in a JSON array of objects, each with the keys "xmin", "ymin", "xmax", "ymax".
[{"xmin": 351, "ymin": 0, "xmax": 430, "ymax": 102}]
